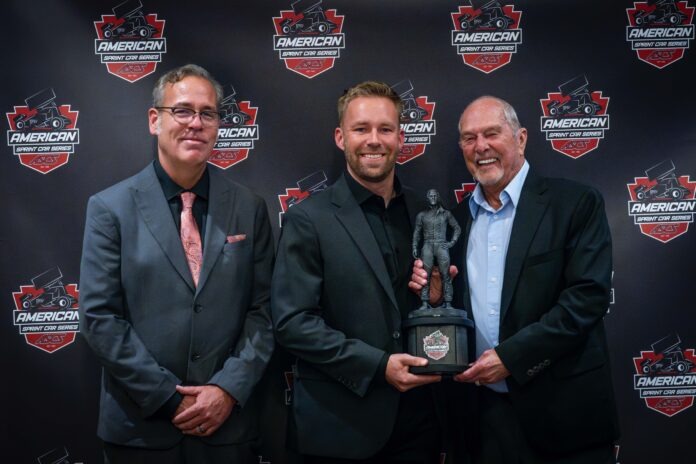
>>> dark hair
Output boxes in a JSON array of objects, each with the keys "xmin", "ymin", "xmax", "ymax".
[{"xmin": 152, "ymin": 64, "xmax": 223, "ymax": 108}]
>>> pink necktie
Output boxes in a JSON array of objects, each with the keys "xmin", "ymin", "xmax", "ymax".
[{"xmin": 180, "ymin": 192, "xmax": 202, "ymax": 287}]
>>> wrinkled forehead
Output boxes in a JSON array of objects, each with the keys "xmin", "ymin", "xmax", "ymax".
[{"xmin": 459, "ymin": 99, "xmax": 507, "ymax": 132}]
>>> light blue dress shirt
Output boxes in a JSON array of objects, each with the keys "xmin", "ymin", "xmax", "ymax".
[{"xmin": 466, "ymin": 161, "xmax": 529, "ymax": 393}]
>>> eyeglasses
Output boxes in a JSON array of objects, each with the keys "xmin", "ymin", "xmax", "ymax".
[{"xmin": 156, "ymin": 107, "xmax": 220, "ymax": 126}]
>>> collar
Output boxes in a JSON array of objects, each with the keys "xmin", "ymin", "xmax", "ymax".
[
  {"xmin": 343, "ymin": 171, "xmax": 402, "ymax": 206},
  {"xmin": 154, "ymin": 157, "xmax": 209, "ymax": 201},
  {"xmin": 469, "ymin": 160, "xmax": 529, "ymax": 217}
]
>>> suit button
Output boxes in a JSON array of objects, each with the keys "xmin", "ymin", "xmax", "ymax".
[
  {"xmin": 543, "ymin": 359, "xmax": 550, "ymax": 366},
  {"xmin": 527, "ymin": 369, "xmax": 534, "ymax": 377},
  {"xmin": 194, "ymin": 304, "xmax": 203, "ymax": 313},
  {"xmin": 392, "ymin": 331, "xmax": 400, "ymax": 340},
  {"xmin": 191, "ymin": 354, "xmax": 200, "ymax": 362}
]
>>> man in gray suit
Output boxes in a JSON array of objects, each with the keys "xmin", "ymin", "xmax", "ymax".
[
  {"xmin": 79, "ymin": 64, "xmax": 274, "ymax": 463},
  {"xmin": 272, "ymin": 82, "xmax": 442, "ymax": 463}
]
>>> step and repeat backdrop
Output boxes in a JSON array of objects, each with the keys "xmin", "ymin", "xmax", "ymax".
[{"xmin": 3, "ymin": 1, "xmax": 695, "ymax": 462}]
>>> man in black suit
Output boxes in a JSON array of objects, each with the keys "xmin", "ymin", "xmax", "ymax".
[
  {"xmin": 79, "ymin": 64, "xmax": 274, "ymax": 463},
  {"xmin": 412, "ymin": 96, "xmax": 619, "ymax": 463},
  {"xmin": 271, "ymin": 81, "xmax": 442, "ymax": 463}
]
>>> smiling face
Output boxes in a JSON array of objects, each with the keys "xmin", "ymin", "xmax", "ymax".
[
  {"xmin": 458, "ymin": 97, "xmax": 527, "ymax": 203},
  {"xmin": 335, "ymin": 96, "xmax": 404, "ymax": 193},
  {"xmin": 148, "ymin": 75, "xmax": 219, "ymax": 186}
]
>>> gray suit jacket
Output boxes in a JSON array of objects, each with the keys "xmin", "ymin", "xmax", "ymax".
[
  {"xmin": 79, "ymin": 163, "xmax": 274, "ymax": 448},
  {"xmin": 271, "ymin": 175, "xmax": 425, "ymax": 459}
]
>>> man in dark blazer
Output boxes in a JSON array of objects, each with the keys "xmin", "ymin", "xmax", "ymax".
[
  {"xmin": 412, "ymin": 96, "xmax": 619, "ymax": 463},
  {"xmin": 79, "ymin": 64, "xmax": 274, "ymax": 463},
  {"xmin": 271, "ymin": 81, "xmax": 442, "ymax": 463}
]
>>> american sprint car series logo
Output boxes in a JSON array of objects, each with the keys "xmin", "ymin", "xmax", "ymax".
[
  {"xmin": 94, "ymin": 0, "xmax": 166, "ymax": 83},
  {"xmin": 626, "ymin": 0, "xmax": 694, "ymax": 69},
  {"xmin": 11, "ymin": 267, "xmax": 80, "ymax": 354},
  {"xmin": 277, "ymin": 170, "xmax": 329, "ymax": 226},
  {"xmin": 391, "ymin": 80, "xmax": 437, "ymax": 165},
  {"xmin": 626, "ymin": 159, "xmax": 696, "ymax": 243},
  {"xmin": 423, "ymin": 330, "xmax": 450, "ymax": 361},
  {"xmin": 633, "ymin": 333, "xmax": 696, "ymax": 417},
  {"xmin": 209, "ymin": 85, "xmax": 259, "ymax": 170},
  {"xmin": 6, "ymin": 88, "xmax": 79, "ymax": 174},
  {"xmin": 450, "ymin": 0, "xmax": 523, "ymax": 74},
  {"xmin": 539, "ymin": 75, "xmax": 610, "ymax": 159},
  {"xmin": 272, "ymin": 0, "xmax": 345, "ymax": 79}
]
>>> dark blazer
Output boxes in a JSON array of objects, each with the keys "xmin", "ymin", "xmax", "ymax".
[
  {"xmin": 451, "ymin": 172, "xmax": 619, "ymax": 455},
  {"xmin": 271, "ymin": 175, "xmax": 425, "ymax": 459},
  {"xmin": 79, "ymin": 163, "xmax": 274, "ymax": 448}
]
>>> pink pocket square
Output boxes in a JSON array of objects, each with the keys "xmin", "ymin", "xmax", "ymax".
[{"xmin": 226, "ymin": 234, "xmax": 247, "ymax": 243}]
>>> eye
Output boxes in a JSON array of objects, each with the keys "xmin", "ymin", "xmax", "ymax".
[
  {"xmin": 172, "ymin": 108, "xmax": 195, "ymax": 118},
  {"xmin": 200, "ymin": 110, "xmax": 220, "ymax": 122}
]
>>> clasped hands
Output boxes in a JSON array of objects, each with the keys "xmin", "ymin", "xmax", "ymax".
[{"xmin": 171, "ymin": 384, "xmax": 236, "ymax": 437}]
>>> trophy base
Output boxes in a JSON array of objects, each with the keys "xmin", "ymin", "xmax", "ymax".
[
  {"xmin": 410, "ymin": 363, "xmax": 466, "ymax": 375},
  {"xmin": 403, "ymin": 306, "xmax": 474, "ymax": 376}
]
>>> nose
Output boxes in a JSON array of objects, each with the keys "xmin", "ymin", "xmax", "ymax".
[
  {"xmin": 187, "ymin": 112, "xmax": 204, "ymax": 129},
  {"xmin": 474, "ymin": 134, "xmax": 488, "ymax": 153},
  {"xmin": 367, "ymin": 128, "xmax": 380, "ymax": 146}
]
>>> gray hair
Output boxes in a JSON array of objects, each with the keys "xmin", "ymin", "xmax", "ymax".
[
  {"xmin": 152, "ymin": 64, "xmax": 224, "ymax": 108},
  {"xmin": 459, "ymin": 95, "xmax": 522, "ymax": 134}
]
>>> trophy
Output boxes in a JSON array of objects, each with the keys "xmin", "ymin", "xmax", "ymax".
[{"xmin": 404, "ymin": 189, "xmax": 474, "ymax": 374}]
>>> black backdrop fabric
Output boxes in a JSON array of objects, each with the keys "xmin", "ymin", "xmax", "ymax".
[{"xmin": 3, "ymin": 1, "xmax": 695, "ymax": 462}]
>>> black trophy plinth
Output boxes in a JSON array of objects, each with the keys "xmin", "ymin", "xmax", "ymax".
[{"xmin": 403, "ymin": 306, "xmax": 474, "ymax": 375}]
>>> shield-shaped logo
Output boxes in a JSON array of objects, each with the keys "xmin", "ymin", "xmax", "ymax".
[
  {"xmin": 272, "ymin": 0, "xmax": 346, "ymax": 79},
  {"xmin": 626, "ymin": 160, "xmax": 696, "ymax": 243},
  {"xmin": 423, "ymin": 330, "xmax": 450, "ymax": 361},
  {"xmin": 11, "ymin": 267, "xmax": 80, "ymax": 354},
  {"xmin": 450, "ymin": 1, "xmax": 523, "ymax": 74},
  {"xmin": 633, "ymin": 333, "xmax": 696, "ymax": 417},
  {"xmin": 6, "ymin": 88, "xmax": 79, "ymax": 174},
  {"xmin": 93, "ymin": 0, "xmax": 167, "ymax": 83},
  {"xmin": 626, "ymin": 1, "xmax": 695, "ymax": 69},
  {"xmin": 209, "ymin": 86, "xmax": 259, "ymax": 170},
  {"xmin": 539, "ymin": 75, "xmax": 610, "ymax": 159}
]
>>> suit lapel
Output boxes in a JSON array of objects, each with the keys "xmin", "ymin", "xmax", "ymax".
[
  {"xmin": 132, "ymin": 164, "xmax": 195, "ymax": 291},
  {"xmin": 197, "ymin": 168, "xmax": 233, "ymax": 294},
  {"xmin": 500, "ymin": 175, "xmax": 549, "ymax": 322},
  {"xmin": 452, "ymin": 201, "xmax": 473, "ymax": 316},
  {"xmin": 332, "ymin": 176, "xmax": 400, "ymax": 315}
]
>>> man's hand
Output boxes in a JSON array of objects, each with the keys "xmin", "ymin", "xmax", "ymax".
[
  {"xmin": 454, "ymin": 349, "xmax": 510, "ymax": 385},
  {"xmin": 385, "ymin": 353, "xmax": 441, "ymax": 392},
  {"xmin": 172, "ymin": 385, "xmax": 236, "ymax": 437},
  {"xmin": 408, "ymin": 259, "xmax": 458, "ymax": 304}
]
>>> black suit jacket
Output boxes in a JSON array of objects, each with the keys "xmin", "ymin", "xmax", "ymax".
[
  {"xmin": 79, "ymin": 164, "xmax": 274, "ymax": 448},
  {"xmin": 451, "ymin": 172, "xmax": 619, "ymax": 455},
  {"xmin": 271, "ymin": 175, "xmax": 426, "ymax": 459}
]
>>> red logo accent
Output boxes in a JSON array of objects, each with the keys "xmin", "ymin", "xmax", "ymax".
[
  {"xmin": 627, "ymin": 173, "xmax": 696, "ymax": 243},
  {"xmin": 626, "ymin": 1, "xmax": 694, "ymax": 69},
  {"xmin": 209, "ymin": 101, "xmax": 259, "ymax": 170},
  {"xmin": 12, "ymin": 282, "xmax": 80, "ymax": 354},
  {"xmin": 451, "ymin": 4, "xmax": 523, "ymax": 73},
  {"xmin": 398, "ymin": 97, "xmax": 436, "ymax": 165},
  {"xmin": 272, "ymin": 9, "xmax": 345, "ymax": 79},
  {"xmin": 454, "ymin": 183, "xmax": 476, "ymax": 204},
  {"xmin": 6, "ymin": 103, "xmax": 79, "ymax": 174},
  {"xmin": 539, "ymin": 91, "xmax": 610, "ymax": 159},
  {"xmin": 94, "ymin": 12, "xmax": 166, "ymax": 82}
]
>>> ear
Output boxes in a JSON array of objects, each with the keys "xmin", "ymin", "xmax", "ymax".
[
  {"xmin": 148, "ymin": 108, "xmax": 160, "ymax": 135},
  {"xmin": 398, "ymin": 127, "xmax": 405, "ymax": 150},
  {"xmin": 516, "ymin": 127, "xmax": 528, "ymax": 156},
  {"xmin": 334, "ymin": 126, "xmax": 345, "ymax": 150}
]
